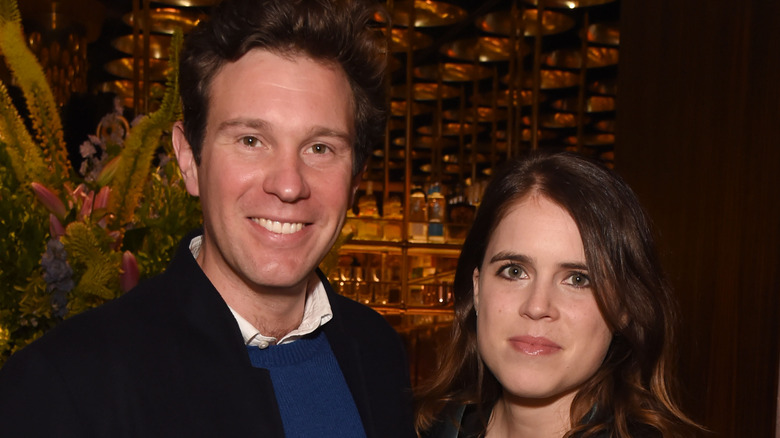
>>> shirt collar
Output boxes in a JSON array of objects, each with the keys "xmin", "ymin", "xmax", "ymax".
[{"xmin": 188, "ymin": 235, "xmax": 333, "ymax": 349}]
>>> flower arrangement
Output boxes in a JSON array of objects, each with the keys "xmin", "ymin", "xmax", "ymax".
[{"xmin": 0, "ymin": 0, "xmax": 201, "ymax": 364}]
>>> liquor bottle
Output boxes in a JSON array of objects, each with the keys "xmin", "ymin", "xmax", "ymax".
[
  {"xmin": 382, "ymin": 193, "xmax": 403, "ymax": 241},
  {"xmin": 354, "ymin": 264, "xmax": 371, "ymax": 304},
  {"xmin": 367, "ymin": 267, "xmax": 382, "ymax": 304},
  {"xmin": 408, "ymin": 185, "xmax": 428, "ymax": 242},
  {"xmin": 427, "ymin": 183, "xmax": 446, "ymax": 243},
  {"xmin": 448, "ymin": 183, "xmax": 476, "ymax": 243},
  {"xmin": 357, "ymin": 181, "xmax": 380, "ymax": 240}
]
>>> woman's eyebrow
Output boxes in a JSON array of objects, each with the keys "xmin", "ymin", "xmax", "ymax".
[
  {"xmin": 489, "ymin": 251, "xmax": 532, "ymax": 264},
  {"xmin": 559, "ymin": 262, "xmax": 589, "ymax": 271}
]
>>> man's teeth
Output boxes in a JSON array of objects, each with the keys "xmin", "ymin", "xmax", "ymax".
[{"xmin": 253, "ymin": 218, "xmax": 304, "ymax": 234}]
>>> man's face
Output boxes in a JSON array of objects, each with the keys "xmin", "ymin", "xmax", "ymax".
[{"xmin": 174, "ymin": 49, "xmax": 358, "ymax": 297}]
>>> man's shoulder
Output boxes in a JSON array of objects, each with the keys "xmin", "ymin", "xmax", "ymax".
[{"xmin": 10, "ymin": 272, "xmax": 173, "ymax": 355}]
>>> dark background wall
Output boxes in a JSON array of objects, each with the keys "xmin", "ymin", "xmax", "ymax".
[{"xmin": 617, "ymin": 1, "xmax": 780, "ymax": 436}]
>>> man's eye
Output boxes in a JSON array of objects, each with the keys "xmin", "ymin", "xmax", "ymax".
[
  {"xmin": 241, "ymin": 136, "xmax": 260, "ymax": 147},
  {"xmin": 310, "ymin": 143, "xmax": 329, "ymax": 154},
  {"xmin": 564, "ymin": 272, "xmax": 591, "ymax": 288}
]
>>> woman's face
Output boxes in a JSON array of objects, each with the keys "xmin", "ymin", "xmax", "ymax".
[{"xmin": 473, "ymin": 194, "xmax": 612, "ymax": 404}]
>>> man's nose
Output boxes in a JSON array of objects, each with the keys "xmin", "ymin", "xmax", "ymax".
[{"xmin": 262, "ymin": 149, "xmax": 311, "ymax": 202}]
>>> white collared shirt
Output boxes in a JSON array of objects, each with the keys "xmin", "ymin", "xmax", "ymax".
[{"xmin": 189, "ymin": 235, "xmax": 333, "ymax": 349}]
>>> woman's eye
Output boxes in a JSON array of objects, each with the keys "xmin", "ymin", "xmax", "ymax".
[
  {"xmin": 564, "ymin": 272, "xmax": 591, "ymax": 288},
  {"xmin": 241, "ymin": 136, "xmax": 261, "ymax": 147},
  {"xmin": 497, "ymin": 264, "xmax": 527, "ymax": 280}
]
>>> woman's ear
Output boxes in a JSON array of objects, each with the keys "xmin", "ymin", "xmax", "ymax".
[
  {"xmin": 172, "ymin": 121, "xmax": 200, "ymax": 197},
  {"xmin": 619, "ymin": 311, "xmax": 630, "ymax": 330}
]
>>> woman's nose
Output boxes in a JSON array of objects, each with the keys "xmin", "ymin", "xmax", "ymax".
[{"xmin": 519, "ymin": 281, "xmax": 556, "ymax": 320}]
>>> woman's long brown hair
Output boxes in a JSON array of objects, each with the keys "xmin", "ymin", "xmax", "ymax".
[{"xmin": 415, "ymin": 151, "xmax": 704, "ymax": 437}]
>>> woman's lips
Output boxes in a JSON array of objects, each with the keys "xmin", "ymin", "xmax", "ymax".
[{"xmin": 509, "ymin": 336, "xmax": 561, "ymax": 356}]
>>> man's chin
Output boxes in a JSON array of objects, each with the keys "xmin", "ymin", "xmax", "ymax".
[{"xmin": 246, "ymin": 268, "xmax": 319, "ymax": 295}]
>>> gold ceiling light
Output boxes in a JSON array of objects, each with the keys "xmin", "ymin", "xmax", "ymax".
[
  {"xmin": 503, "ymin": 70, "xmax": 580, "ymax": 90},
  {"xmin": 476, "ymin": 9, "xmax": 576, "ymax": 37},
  {"xmin": 587, "ymin": 22, "xmax": 620, "ymax": 46},
  {"xmin": 104, "ymin": 58, "xmax": 171, "ymax": 82},
  {"xmin": 391, "ymin": 83, "xmax": 462, "ymax": 101},
  {"xmin": 413, "ymin": 63, "xmax": 493, "ymax": 82},
  {"xmin": 122, "ymin": 7, "xmax": 204, "ymax": 35},
  {"xmin": 522, "ymin": 0, "xmax": 617, "ymax": 9},
  {"xmin": 472, "ymin": 89, "xmax": 542, "ymax": 108},
  {"xmin": 416, "ymin": 122, "xmax": 486, "ymax": 137},
  {"xmin": 588, "ymin": 77, "xmax": 618, "ymax": 95},
  {"xmin": 112, "ymin": 34, "xmax": 172, "ymax": 60},
  {"xmin": 565, "ymin": 133, "xmax": 615, "ymax": 146},
  {"xmin": 541, "ymin": 47, "xmax": 619, "ymax": 69},
  {"xmin": 440, "ymin": 36, "xmax": 524, "ymax": 62},
  {"xmin": 390, "ymin": 0, "xmax": 468, "ymax": 27},
  {"xmin": 390, "ymin": 100, "xmax": 435, "ymax": 117},
  {"xmin": 381, "ymin": 27, "xmax": 433, "ymax": 52},
  {"xmin": 550, "ymin": 95, "xmax": 616, "ymax": 113},
  {"xmin": 148, "ymin": 0, "xmax": 220, "ymax": 7},
  {"xmin": 442, "ymin": 107, "xmax": 509, "ymax": 123},
  {"xmin": 392, "ymin": 136, "xmax": 458, "ymax": 149}
]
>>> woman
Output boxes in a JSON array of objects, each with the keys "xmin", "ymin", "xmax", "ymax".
[{"xmin": 415, "ymin": 152, "xmax": 702, "ymax": 437}]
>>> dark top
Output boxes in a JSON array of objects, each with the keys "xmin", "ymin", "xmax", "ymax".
[
  {"xmin": 0, "ymin": 231, "xmax": 415, "ymax": 437},
  {"xmin": 423, "ymin": 403, "xmax": 661, "ymax": 438}
]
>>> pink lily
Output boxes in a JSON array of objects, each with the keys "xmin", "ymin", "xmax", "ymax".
[
  {"xmin": 30, "ymin": 182, "xmax": 67, "ymax": 219},
  {"xmin": 119, "ymin": 251, "xmax": 140, "ymax": 293},
  {"xmin": 94, "ymin": 186, "xmax": 111, "ymax": 210},
  {"xmin": 78, "ymin": 191, "xmax": 94, "ymax": 221},
  {"xmin": 49, "ymin": 214, "xmax": 65, "ymax": 239}
]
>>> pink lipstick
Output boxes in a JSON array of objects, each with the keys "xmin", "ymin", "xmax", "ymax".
[{"xmin": 509, "ymin": 336, "xmax": 561, "ymax": 356}]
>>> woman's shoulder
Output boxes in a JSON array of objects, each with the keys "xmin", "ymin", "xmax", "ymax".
[{"xmin": 423, "ymin": 403, "xmax": 487, "ymax": 438}]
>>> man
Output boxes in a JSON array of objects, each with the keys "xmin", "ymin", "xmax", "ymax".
[{"xmin": 0, "ymin": 0, "xmax": 414, "ymax": 436}]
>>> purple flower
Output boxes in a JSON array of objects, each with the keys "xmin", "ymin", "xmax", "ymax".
[
  {"xmin": 41, "ymin": 239, "xmax": 74, "ymax": 318},
  {"xmin": 79, "ymin": 140, "xmax": 97, "ymax": 158}
]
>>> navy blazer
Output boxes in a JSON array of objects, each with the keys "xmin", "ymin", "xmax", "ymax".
[{"xmin": 0, "ymin": 233, "xmax": 415, "ymax": 437}]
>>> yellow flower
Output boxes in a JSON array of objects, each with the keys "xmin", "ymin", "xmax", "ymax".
[{"xmin": 0, "ymin": 324, "xmax": 10, "ymax": 350}]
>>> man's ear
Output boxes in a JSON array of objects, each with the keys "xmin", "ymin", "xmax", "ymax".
[
  {"xmin": 172, "ymin": 121, "xmax": 200, "ymax": 197},
  {"xmin": 349, "ymin": 163, "xmax": 367, "ymax": 206}
]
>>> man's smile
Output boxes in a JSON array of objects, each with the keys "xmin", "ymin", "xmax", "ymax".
[{"xmin": 251, "ymin": 217, "xmax": 305, "ymax": 234}]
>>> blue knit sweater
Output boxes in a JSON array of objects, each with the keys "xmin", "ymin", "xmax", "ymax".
[{"xmin": 246, "ymin": 331, "xmax": 366, "ymax": 438}]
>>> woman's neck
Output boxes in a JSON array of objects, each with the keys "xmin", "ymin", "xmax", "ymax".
[{"xmin": 485, "ymin": 392, "xmax": 576, "ymax": 438}]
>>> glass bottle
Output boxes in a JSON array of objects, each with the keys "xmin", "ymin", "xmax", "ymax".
[
  {"xmin": 357, "ymin": 181, "xmax": 380, "ymax": 240},
  {"xmin": 427, "ymin": 182, "xmax": 446, "ymax": 243},
  {"xmin": 448, "ymin": 182, "xmax": 476, "ymax": 244},
  {"xmin": 408, "ymin": 185, "xmax": 428, "ymax": 242},
  {"xmin": 382, "ymin": 193, "xmax": 403, "ymax": 241}
]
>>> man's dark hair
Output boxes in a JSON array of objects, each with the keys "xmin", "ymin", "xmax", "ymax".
[{"xmin": 179, "ymin": 0, "xmax": 387, "ymax": 175}]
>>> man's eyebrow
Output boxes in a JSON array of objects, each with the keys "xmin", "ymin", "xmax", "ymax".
[
  {"xmin": 216, "ymin": 118, "xmax": 270, "ymax": 133},
  {"xmin": 214, "ymin": 119, "xmax": 352, "ymax": 143},
  {"xmin": 307, "ymin": 126, "xmax": 353, "ymax": 143}
]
